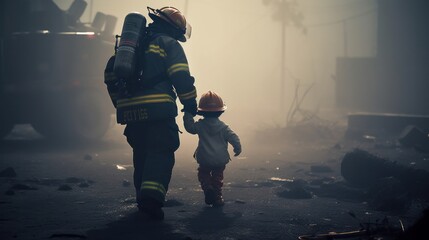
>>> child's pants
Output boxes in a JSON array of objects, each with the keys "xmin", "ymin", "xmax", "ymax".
[{"xmin": 197, "ymin": 165, "xmax": 226, "ymax": 196}]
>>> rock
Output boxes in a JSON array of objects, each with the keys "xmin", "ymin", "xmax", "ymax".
[
  {"xmin": 398, "ymin": 125, "xmax": 429, "ymax": 151},
  {"xmin": 122, "ymin": 179, "xmax": 131, "ymax": 187},
  {"xmin": 341, "ymin": 149, "xmax": 397, "ymax": 188},
  {"xmin": 0, "ymin": 167, "xmax": 17, "ymax": 178},
  {"xmin": 342, "ymin": 149, "xmax": 429, "ymax": 200},
  {"xmin": 58, "ymin": 185, "xmax": 73, "ymax": 191}
]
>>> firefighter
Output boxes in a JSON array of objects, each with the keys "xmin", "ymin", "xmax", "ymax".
[
  {"xmin": 105, "ymin": 6, "xmax": 197, "ymax": 220},
  {"xmin": 183, "ymin": 91, "xmax": 242, "ymax": 206}
]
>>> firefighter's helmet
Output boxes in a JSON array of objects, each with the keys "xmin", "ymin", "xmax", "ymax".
[
  {"xmin": 198, "ymin": 91, "xmax": 227, "ymax": 112},
  {"xmin": 147, "ymin": 6, "xmax": 191, "ymax": 42}
]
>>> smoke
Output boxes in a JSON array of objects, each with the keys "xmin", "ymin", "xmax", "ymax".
[{"xmin": 50, "ymin": 0, "xmax": 376, "ymax": 149}]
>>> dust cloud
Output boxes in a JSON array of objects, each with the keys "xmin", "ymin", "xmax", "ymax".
[
  {"xmin": 2, "ymin": 0, "xmax": 377, "ymax": 153},
  {"xmin": 43, "ymin": 0, "xmax": 369, "ymax": 168}
]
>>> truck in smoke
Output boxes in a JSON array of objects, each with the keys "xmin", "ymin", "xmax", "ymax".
[{"xmin": 0, "ymin": 0, "xmax": 117, "ymax": 140}]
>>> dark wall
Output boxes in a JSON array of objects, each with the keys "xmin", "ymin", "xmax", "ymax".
[
  {"xmin": 336, "ymin": 0, "xmax": 429, "ymax": 115},
  {"xmin": 378, "ymin": 0, "xmax": 429, "ymax": 63}
]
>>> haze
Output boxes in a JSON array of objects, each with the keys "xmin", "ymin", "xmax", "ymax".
[{"xmin": 54, "ymin": 0, "xmax": 377, "ymax": 131}]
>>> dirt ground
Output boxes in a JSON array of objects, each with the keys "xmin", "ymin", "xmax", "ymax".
[{"xmin": 1, "ymin": 116, "xmax": 428, "ymax": 240}]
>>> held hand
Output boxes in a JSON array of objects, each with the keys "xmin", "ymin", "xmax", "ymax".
[
  {"xmin": 234, "ymin": 149, "xmax": 241, "ymax": 157},
  {"xmin": 182, "ymin": 104, "xmax": 197, "ymax": 116}
]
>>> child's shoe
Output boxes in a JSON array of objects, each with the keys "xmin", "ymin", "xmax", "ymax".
[{"xmin": 204, "ymin": 188, "xmax": 216, "ymax": 205}]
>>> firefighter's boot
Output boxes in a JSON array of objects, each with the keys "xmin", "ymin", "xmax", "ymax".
[{"xmin": 138, "ymin": 197, "xmax": 164, "ymax": 221}]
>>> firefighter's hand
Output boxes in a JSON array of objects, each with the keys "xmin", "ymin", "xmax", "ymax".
[
  {"xmin": 234, "ymin": 149, "xmax": 241, "ymax": 157},
  {"xmin": 182, "ymin": 103, "xmax": 197, "ymax": 116}
]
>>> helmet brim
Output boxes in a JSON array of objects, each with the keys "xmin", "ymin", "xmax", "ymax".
[
  {"xmin": 197, "ymin": 105, "xmax": 227, "ymax": 112},
  {"xmin": 148, "ymin": 12, "xmax": 190, "ymax": 42}
]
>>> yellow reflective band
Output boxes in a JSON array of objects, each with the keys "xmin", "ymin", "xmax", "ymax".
[
  {"xmin": 178, "ymin": 89, "xmax": 197, "ymax": 100},
  {"xmin": 142, "ymin": 181, "xmax": 166, "ymax": 195},
  {"xmin": 117, "ymin": 94, "xmax": 171, "ymax": 103},
  {"xmin": 117, "ymin": 98, "xmax": 174, "ymax": 108},
  {"xmin": 167, "ymin": 63, "xmax": 189, "ymax": 76},
  {"xmin": 117, "ymin": 94, "xmax": 174, "ymax": 108},
  {"xmin": 141, "ymin": 186, "xmax": 166, "ymax": 195},
  {"xmin": 145, "ymin": 45, "xmax": 167, "ymax": 57},
  {"xmin": 117, "ymin": 94, "xmax": 173, "ymax": 104}
]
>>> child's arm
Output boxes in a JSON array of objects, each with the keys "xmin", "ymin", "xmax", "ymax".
[
  {"xmin": 225, "ymin": 127, "xmax": 241, "ymax": 156},
  {"xmin": 183, "ymin": 112, "xmax": 199, "ymax": 134}
]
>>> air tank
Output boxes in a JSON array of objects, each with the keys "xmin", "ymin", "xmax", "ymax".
[{"xmin": 114, "ymin": 12, "xmax": 146, "ymax": 79}]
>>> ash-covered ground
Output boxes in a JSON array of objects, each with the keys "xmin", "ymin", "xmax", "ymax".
[{"xmin": 1, "ymin": 115, "xmax": 428, "ymax": 240}]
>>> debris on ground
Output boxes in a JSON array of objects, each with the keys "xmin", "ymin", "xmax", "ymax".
[
  {"xmin": 122, "ymin": 179, "xmax": 130, "ymax": 187},
  {"xmin": 398, "ymin": 125, "xmax": 429, "ymax": 152},
  {"xmin": 396, "ymin": 208, "xmax": 429, "ymax": 240},
  {"xmin": 341, "ymin": 148, "xmax": 429, "ymax": 212}
]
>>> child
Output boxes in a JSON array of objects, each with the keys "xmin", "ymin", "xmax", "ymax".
[{"xmin": 183, "ymin": 91, "xmax": 242, "ymax": 206}]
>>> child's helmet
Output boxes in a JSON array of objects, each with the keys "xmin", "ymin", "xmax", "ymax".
[{"xmin": 198, "ymin": 91, "xmax": 227, "ymax": 112}]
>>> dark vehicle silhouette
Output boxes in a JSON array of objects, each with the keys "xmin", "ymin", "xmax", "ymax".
[{"xmin": 0, "ymin": 0, "xmax": 117, "ymax": 140}]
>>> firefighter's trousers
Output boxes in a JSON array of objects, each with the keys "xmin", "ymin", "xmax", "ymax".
[{"xmin": 124, "ymin": 118, "xmax": 180, "ymax": 206}]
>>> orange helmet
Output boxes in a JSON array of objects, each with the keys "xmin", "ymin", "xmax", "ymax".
[
  {"xmin": 147, "ymin": 6, "xmax": 192, "ymax": 42},
  {"xmin": 198, "ymin": 91, "xmax": 227, "ymax": 112}
]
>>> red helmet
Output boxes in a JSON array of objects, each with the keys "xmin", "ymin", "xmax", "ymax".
[
  {"xmin": 198, "ymin": 91, "xmax": 227, "ymax": 112},
  {"xmin": 147, "ymin": 6, "xmax": 191, "ymax": 42}
]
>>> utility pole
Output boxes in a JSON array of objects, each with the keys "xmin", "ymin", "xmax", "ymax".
[
  {"xmin": 263, "ymin": 0, "xmax": 305, "ymax": 117},
  {"xmin": 342, "ymin": 20, "xmax": 348, "ymax": 57},
  {"xmin": 89, "ymin": 0, "xmax": 93, "ymax": 22},
  {"xmin": 280, "ymin": 0, "xmax": 286, "ymax": 111}
]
